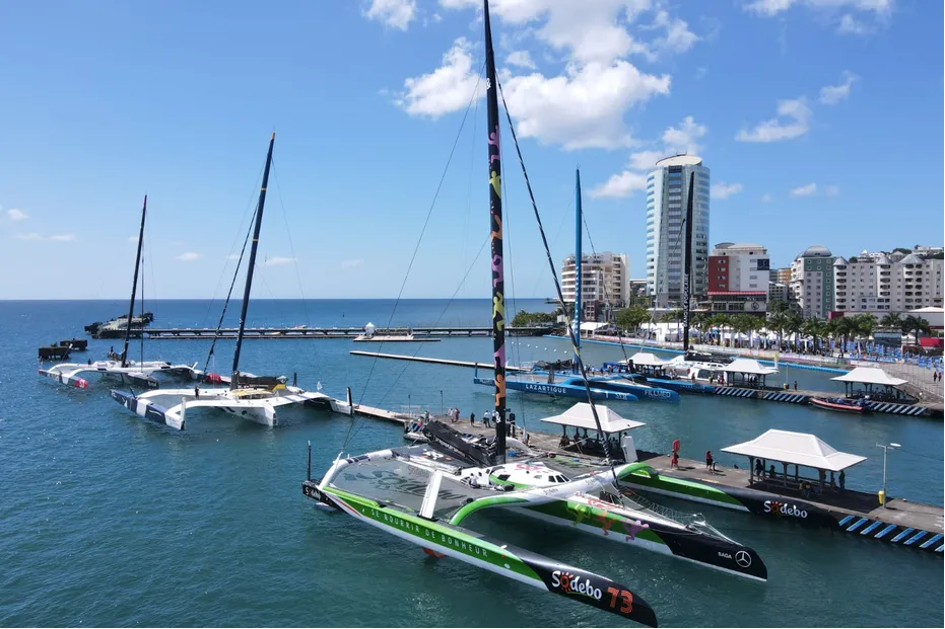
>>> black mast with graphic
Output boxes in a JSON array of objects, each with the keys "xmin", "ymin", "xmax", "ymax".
[
  {"xmin": 682, "ymin": 172, "xmax": 695, "ymax": 353},
  {"xmin": 230, "ymin": 133, "xmax": 275, "ymax": 390},
  {"xmin": 484, "ymin": 0, "xmax": 507, "ymax": 463},
  {"xmin": 121, "ymin": 195, "xmax": 147, "ymax": 368}
]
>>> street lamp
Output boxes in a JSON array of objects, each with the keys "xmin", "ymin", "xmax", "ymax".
[{"xmin": 876, "ymin": 442, "xmax": 901, "ymax": 509}]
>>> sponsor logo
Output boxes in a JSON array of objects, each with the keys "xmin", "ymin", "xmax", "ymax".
[
  {"xmin": 763, "ymin": 499, "xmax": 808, "ymax": 519},
  {"xmin": 551, "ymin": 571, "xmax": 602, "ymax": 601},
  {"xmin": 645, "ymin": 389, "xmax": 674, "ymax": 399},
  {"xmin": 524, "ymin": 383, "xmax": 568, "ymax": 395},
  {"xmin": 735, "ymin": 550, "xmax": 752, "ymax": 568}
]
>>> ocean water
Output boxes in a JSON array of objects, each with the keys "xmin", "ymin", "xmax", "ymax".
[{"xmin": 1, "ymin": 299, "xmax": 942, "ymax": 627}]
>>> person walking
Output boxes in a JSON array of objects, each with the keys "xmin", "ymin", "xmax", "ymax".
[
  {"xmin": 469, "ymin": 412, "xmax": 475, "ymax": 426},
  {"xmin": 509, "ymin": 411, "xmax": 517, "ymax": 438},
  {"xmin": 705, "ymin": 450, "xmax": 715, "ymax": 471}
]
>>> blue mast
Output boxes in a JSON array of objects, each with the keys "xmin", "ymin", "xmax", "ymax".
[{"xmin": 572, "ymin": 169, "xmax": 583, "ymax": 371}]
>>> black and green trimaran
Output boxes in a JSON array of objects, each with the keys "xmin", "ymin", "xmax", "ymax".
[{"xmin": 302, "ymin": 1, "xmax": 658, "ymax": 624}]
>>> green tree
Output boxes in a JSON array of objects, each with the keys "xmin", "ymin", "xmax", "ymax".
[
  {"xmin": 830, "ymin": 316, "xmax": 857, "ymax": 357},
  {"xmin": 853, "ymin": 313, "xmax": 877, "ymax": 341},
  {"xmin": 767, "ymin": 312, "xmax": 790, "ymax": 347},
  {"xmin": 615, "ymin": 307, "xmax": 649, "ymax": 333},
  {"xmin": 786, "ymin": 312, "xmax": 804, "ymax": 349},
  {"xmin": 802, "ymin": 318, "xmax": 828, "ymax": 352},
  {"xmin": 511, "ymin": 310, "xmax": 558, "ymax": 327},
  {"xmin": 901, "ymin": 315, "xmax": 931, "ymax": 345},
  {"xmin": 708, "ymin": 314, "xmax": 731, "ymax": 346},
  {"xmin": 879, "ymin": 312, "xmax": 902, "ymax": 329}
]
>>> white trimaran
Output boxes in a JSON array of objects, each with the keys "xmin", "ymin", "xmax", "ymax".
[
  {"xmin": 111, "ymin": 134, "xmax": 350, "ymax": 429},
  {"xmin": 39, "ymin": 195, "xmax": 202, "ymax": 390}
]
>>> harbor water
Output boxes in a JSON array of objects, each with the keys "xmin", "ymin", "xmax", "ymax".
[{"xmin": 1, "ymin": 299, "xmax": 942, "ymax": 627}]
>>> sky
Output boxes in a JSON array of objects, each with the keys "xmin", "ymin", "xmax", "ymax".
[{"xmin": 0, "ymin": 0, "xmax": 942, "ymax": 300}]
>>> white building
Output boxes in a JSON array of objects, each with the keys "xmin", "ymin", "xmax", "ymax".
[
  {"xmin": 790, "ymin": 245, "xmax": 836, "ymax": 319},
  {"xmin": 833, "ymin": 251, "xmax": 944, "ymax": 314},
  {"xmin": 561, "ymin": 252, "xmax": 630, "ymax": 309},
  {"xmin": 645, "ymin": 155, "xmax": 710, "ymax": 308}
]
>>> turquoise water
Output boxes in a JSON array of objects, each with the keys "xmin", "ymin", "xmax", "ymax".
[{"xmin": 1, "ymin": 299, "xmax": 942, "ymax": 627}]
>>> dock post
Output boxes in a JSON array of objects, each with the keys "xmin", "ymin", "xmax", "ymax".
[
  {"xmin": 293, "ymin": 372, "xmax": 298, "ymax": 387},
  {"xmin": 306, "ymin": 441, "xmax": 312, "ymax": 481},
  {"xmin": 346, "ymin": 387, "xmax": 353, "ymax": 416}
]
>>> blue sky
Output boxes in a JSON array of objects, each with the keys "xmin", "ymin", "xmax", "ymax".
[{"xmin": 1, "ymin": 0, "xmax": 941, "ymax": 300}]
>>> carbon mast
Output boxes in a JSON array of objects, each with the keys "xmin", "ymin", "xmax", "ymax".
[
  {"xmin": 572, "ymin": 169, "xmax": 582, "ymax": 370},
  {"xmin": 682, "ymin": 172, "xmax": 695, "ymax": 353},
  {"xmin": 121, "ymin": 195, "xmax": 147, "ymax": 368},
  {"xmin": 230, "ymin": 133, "xmax": 275, "ymax": 390},
  {"xmin": 484, "ymin": 0, "xmax": 507, "ymax": 463}
]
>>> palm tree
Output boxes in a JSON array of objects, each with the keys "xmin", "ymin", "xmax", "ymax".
[
  {"xmin": 879, "ymin": 312, "xmax": 902, "ymax": 329},
  {"xmin": 832, "ymin": 316, "xmax": 857, "ymax": 357},
  {"xmin": 854, "ymin": 313, "xmax": 877, "ymax": 342},
  {"xmin": 767, "ymin": 312, "xmax": 790, "ymax": 349},
  {"xmin": 802, "ymin": 318, "xmax": 827, "ymax": 353},
  {"xmin": 786, "ymin": 312, "xmax": 804, "ymax": 351},
  {"xmin": 901, "ymin": 315, "xmax": 932, "ymax": 345}
]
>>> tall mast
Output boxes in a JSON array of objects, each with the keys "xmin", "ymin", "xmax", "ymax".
[
  {"xmin": 231, "ymin": 133, "xmax": 275, "ymax": 389},
  {"xmin": 572, "ymin": 169, "xmax": 582, "ymax": 371},
  {"xmin": 122, "ymin": 195, "xmax": 147, "ymax": 367},
  {"xmin": 682, "ymin": 171, "xmax": 694, "ymax": 352},
  {"xmin": 484, "ymin": 0, "xmax": 506, "ymax": 463}
]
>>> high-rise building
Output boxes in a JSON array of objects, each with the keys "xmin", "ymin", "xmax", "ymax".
[
  {"xmin": 832, "ymin": 249, "xmax": 944, "ymax": 314},
  {"xmin": 707, "ymin": 242, "xmax": 770, "ymax": 315},
  {"xmin": 769, "ymin": 267, "xmax": 792, "ymax": 285},
  {"xmin": 561, "ymin": 252, "xmax": 630, "ymax": 315},
  {"xmin": 790, "ymin": 245, "xmax": 836, "ymax": 319},
  {"xmin": 645, "ymin": 155, "xmax": 710, "ymax": 308}
]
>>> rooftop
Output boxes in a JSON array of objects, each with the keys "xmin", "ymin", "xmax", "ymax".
[
  {"xmin": 655, "ymin": 154, "xmax": 703, "ymax": 168},
  {"xmin": 540, "ymin": 403, "xmax": 645, "ymax": 434},
  {"xmin": 800, "ymin": 244, "xmax": 833, "ymax": 258},
  {"xmin": 721, "ymin": 429, "xmax": 867, "ymax": 472}
]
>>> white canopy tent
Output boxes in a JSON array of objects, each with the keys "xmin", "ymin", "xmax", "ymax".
[
  {"xmin": 722, "ymin": 429, "xmax": 866, "ymax": 492},
  {"xmin": 628, "ymin": 352, "xmax": 670, "ymax": 367},
  {"xmin": 722, "ymin": 358, "xmax": 779, "ymax": 376},
  {"xmin": 832, "ymin": 367, "xmax": 907, "ymax": 387},
  {"xmin": 540, "ymin": 402, "xmax": 645, "ymax": 435}
]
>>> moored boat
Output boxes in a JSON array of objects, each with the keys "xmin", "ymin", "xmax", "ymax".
[{"xmin": 810, "ymin": 396, "xmax": 868, "ymax": 413}]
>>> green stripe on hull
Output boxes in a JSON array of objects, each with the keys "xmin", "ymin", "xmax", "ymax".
[
  {"xmin": 625, "ymin": 468, "xmax": 743, "ymax": 508},
  {"xmin": 324, "ymin": 487, "xmax": 541, "ymax": 582},
  {"xmin": 526, "ymin": 499, "xmax": 666, "ymax": 545}
]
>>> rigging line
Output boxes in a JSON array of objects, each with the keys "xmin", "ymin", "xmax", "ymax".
[
  {"xmin": 462, "ymin": 59, "xmax": 485, "ymax": 286},
  {"xmin": 200, "ymin": 165, "xmax": 265, "ymax": 329},
  {"xmin": 580, "ymin": 213, "xmax": 633, "ymax": 365},
  {"xmin": 344, "ymin": 234, "xmax": 492, "ymax": 447},
  {"xmin": 270, "ymin": 159, "xmax": 321, "ymax": 382},
  {"xmin": 499, "ymin": 166, "xmax": 530, "ymax": 430},
  {"xmin": 498, "ymin": 80, "xmax": 617, "ymax": 476},
  {"xmin": 355, "ymin": 68, "xmax": 485, "ymax": 409},
  {"xmin": 202, "ymin": 207, "xmax": 257, "ymax": 374}
]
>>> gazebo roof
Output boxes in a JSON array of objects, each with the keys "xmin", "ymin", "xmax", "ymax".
[
  {"xmin": 628, "ymin": 352, "xmax": 670, "ymax": 367},
  {"xmin": 832, "ymin": 367, "xmax": 907, "ymax": 387},
  {"xmin": 540, "ymin": 403, "xmax": 646, "ymax": 434},
  {"xmin": 722, "ymin": 358, "xmax": 779, "ymax": 375},
  {"xmin": 721, "ymin": 429, "xmax": 866, "ymax": 472}
]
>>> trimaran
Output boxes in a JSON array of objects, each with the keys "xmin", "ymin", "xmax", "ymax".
[
  {"xmin": 39, "ymin": 195, "xmax": 202, "ymax": 390},
  {"xmin": 303, "ymin": 2, "xmax": 766, "ymax": 623},
  {"xmin": 111, "ymin": 134, "xmax": 350, "ymax": 430}
]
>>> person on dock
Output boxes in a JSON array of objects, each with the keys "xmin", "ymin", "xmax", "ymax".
[
  {"xmin": 469, "ymin": 412, "xmax": 475, "ymax": 426},
  {"xmin": 705, "ymin": 450, "xmax": 716, "ymax": 471},
  {"xmin": 483, "ymin": 410, "xmax": 491, "ymax": 428},
  {"xmin": 793, "ymin": 380, "xmax": 798, "ymax": 390},
  {"xmin": 670, "ymin": 451, "xmax": 679, "ymax": 469},
  {"xmin": 509, "ymin": 411, "xmax": 516, "ymax": 437},
  {"xmin": 194, "ymin": 386, "xmax": 200, "ymax": 400},
  {"xmin": 754, "ymin": 459, "xmax": 763, "ymax": 479},
  {"xmin": 839, "ymin": 469, "xmax": 846, "ymax": 491}
]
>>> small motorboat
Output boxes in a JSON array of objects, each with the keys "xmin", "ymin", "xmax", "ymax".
[{"xmin": 809, "ymin": 396, "xmax": 868, "ymax": 414}]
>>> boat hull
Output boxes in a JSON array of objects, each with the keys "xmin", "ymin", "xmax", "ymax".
[
  {"xmin": 475, "ymin": 376, "xmax": 640, "ymax": 402},
  {"xmin": 810, "ymin": 398, "xmax": 866, "ymax": 414}
]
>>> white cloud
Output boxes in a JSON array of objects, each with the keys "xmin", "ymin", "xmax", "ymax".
[
  {"xmin": 744, "ymin": 0, "xmax": 893, "ymax": 33},
  {"xmin": 662, "ymin": 115, "xmax": 706, "ymax": 154},
  {"xmin": 736, "ymin": 97, "xmax": 811, "ymax": 142},
  {"xmin": 364, "ymin": 0, "xmax": 416, "ymax": 31},
  {"xmin": 646, "ymin": 10, "xmax": 699, "ymax": 57},
  {"xmin": 265, "ymin": 256, "xmax": 295, "ymax": 266},
  {"xmin": 397, "ymin": 38, "xmax": 484, "ymax": 118},
  {"xmin": 789, "ymin": 183, "xmax": 839, "ymax": 197},
  {"xmin": 761, "ymin": 193, "xmax": 774, "ymax": 203},
  {"xmin": 225, "ymin": 253, "xmax": 241, "ymax": 260},
  {"xmin": 592, "ymin": 115, "xmax": 706, "ymax": 199},
  {"xmin": 744, "ymin": 0, "xmax": 892, "ymax": 18},
  {"xmin": 837, "ymin": 13, "xmax": 870, "ymax": 34},
  {"xmin": 627, "ymin": 150, "xmax": 664, "ymax": 171},
  {"xmin": 590, "ymin": 171, "xmax": 648, "ymax": 199},
  {"xmin": 6, "ymin": 208, "xmax": 28, "ymax": 221},
  {"xmin": 790, "ymin": 183, "xmax": 818, "ymax": 197},
  {"xmin": 502, "ymin": 61, "xmax": 670, "ymax": 150},
  {"xmin": 128, "ymin": 235, "xmax": 139, "ymax": 244},
  {"xmin": 15, "ymin": 232, "xmax": 75, "ymax": 242},
  {"xmin": 820, "ymin": 71, "xmax": 858, "ymax": 104},
  {"xmin": 341, "ymin": 258, "xmax": 364, "ymax": 269},
  {"xmin": 505, "ymin": 50, "xmax": 536, "ymax": 70},
  {"xmin": 175, "ymin": 252, "xmax": 201, "ymax": 261},
  {"xmin": 711, "ymin": 182, "xmax": 744, "ymax": 199}
]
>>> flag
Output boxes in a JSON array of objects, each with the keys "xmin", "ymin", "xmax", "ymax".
[{"xmin": 774, "ymin": 351, "xmax": 779, "ymax": 370}]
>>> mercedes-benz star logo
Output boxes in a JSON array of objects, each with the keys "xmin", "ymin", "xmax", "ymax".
[{"xmin": 735, "ymin": 550, "xmax": 752, "ymax": 568}]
